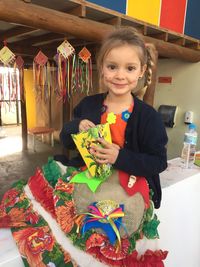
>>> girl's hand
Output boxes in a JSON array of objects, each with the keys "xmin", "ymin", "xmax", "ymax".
[
  {"xmin": 79, "ymin": 119, "xmax": 96, "ymax": 132},
  {"xmin": 90, "ymin": 138, "xmax": 120, "ymax": 164}
]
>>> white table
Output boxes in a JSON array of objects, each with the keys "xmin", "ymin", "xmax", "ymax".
[
  {"xmin": 1, "ymin": 158, "xmax": 200, "ymax": 267},
  {"xmin": 157, "ymin": 157, "xmax": 200, "ymax": 267},
  {"xmin": 0, "ymin": 228, "xmax": 24, "ymax": 266}
]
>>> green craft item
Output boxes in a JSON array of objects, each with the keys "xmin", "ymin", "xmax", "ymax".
[
  {"xmin": 69, "ymin": 170, "xmax": 102, "ymax": 192},
  {"xmin": 42, "ymin": 157, "xmax": 62, "ymax": 186},
  {"xmin": 142, "ymin": 214, "xmax": 160, "ymax": 239}
]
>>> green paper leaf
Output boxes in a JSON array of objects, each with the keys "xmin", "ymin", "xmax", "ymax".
[
  {"xmin": 16, "ymin": 199, "xmax": 30, "ymax": 209},
  {"xmin": 54, "ymin": 190, "xmax": 72, "ymax": 201},
  {"xmin": 69, "ymin": 170, "xmax": 102, "ymax": 192},
  {"xmin": 11, "ymin": 180, "xmax": 26, "ymax": 191},
  {"xmin": 128, "ymin": 235, "xmax": 136, "ymax": 253},
  {"xmin": 142, "ymin": 214, "xmax": 160, "ymax": 239}
]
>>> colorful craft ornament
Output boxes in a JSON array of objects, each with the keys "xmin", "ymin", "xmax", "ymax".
[
  {"xmin": 34, "ymin": 50, "xmax": 48, "ymax": 66},
  {"xmin": 76, "ymin": 200, "xmax": 125, "ymax": 250},
  {"xmin": 57, "ymin": 40, "xmax": 75, "ymax": 59},
  {"xmin": 0, "ymin": 45, "xmax": 15, "ymax": 65},
  {"xmin": 78, "ymin": 47, "xmax": 91, "ymax": 63},
  {"xmin": 56, "ymin": 40, "xmax": 76, "ymax": 101},
  {"xmin": 33, "ymin": 50, "xmax": 52, "ymax": 101},
  {"xmin": 55, "ymin": 43, "xmax": 93, "ymax": 101},
  {"xmin": 77, "ymin": 46, "xmax": 93, "ymax": 95},
  {"xmin": 15, "ymin": 56, "xmax": 24, "ymax": 70},
  {"xmin": 0, "ymin": 65, "xmax": 20, "ymax": 109}
]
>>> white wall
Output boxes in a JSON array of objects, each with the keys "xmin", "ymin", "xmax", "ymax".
[{"xmin": 154, "ymin": 59, "xmax": 200, "ymax": 160}]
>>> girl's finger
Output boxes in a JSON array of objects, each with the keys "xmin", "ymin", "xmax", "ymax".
[
  {"xmin": 90, "ymin": 145, "xmax": 107, "ymax": 154},
  {"xmin": 95, "ymin": 158, "xmax": 109, "ymax": 164},
  {"xmin": 91, "ymin": 150, "xmax": 107, "ymax": 159},
  {"xmin": 87, "ymin": 121, "xmax": 96, "ymax": 128},
  {"xmin": 97, "ymin": 138, "xmax": 111, "ymax": 148}
]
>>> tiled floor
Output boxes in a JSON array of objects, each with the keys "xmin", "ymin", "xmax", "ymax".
[{"xmin": 0, "ymin": 125, "xmax": 63, "ymax": 200}]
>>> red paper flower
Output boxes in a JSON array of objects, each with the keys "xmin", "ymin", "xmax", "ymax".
[
  {"xmin": 25, "ymin": 208, "xmax": 40, "ymax": 224},
  {"xmin": 100, "ymin": 238, "xmax": 130, "ymax": 260},
  {"xmin": 1, "ymin": 188, "xmax": 19, "ymax": 208},
  {"xmin": 86, "ymin": 233, "xmax": 107, "ymax": 250}
]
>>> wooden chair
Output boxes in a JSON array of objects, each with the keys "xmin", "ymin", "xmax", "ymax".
[{"xmin": 28, "ymin": 127, "xmax": 54, "ymax": 151}]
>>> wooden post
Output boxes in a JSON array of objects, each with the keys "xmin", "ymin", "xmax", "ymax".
[{"xmin": 20, "ymin": 69, "xmax": 28, "ymax": 150}]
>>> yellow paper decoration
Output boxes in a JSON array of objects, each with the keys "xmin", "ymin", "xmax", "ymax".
[
  {"xmin": 57, "ymin": 40, "xmax": 75, "ymax": 59},
  {"xmin": 0, "ymin": 46, "xmax": 15, "ymax": 65},
  {"xmin": 107, "ymin": 112, "xmax": 117, "ymax": 125},
  {"xmin": 71, "ymin": 123, "xmax": 112, "ymax": 177}
]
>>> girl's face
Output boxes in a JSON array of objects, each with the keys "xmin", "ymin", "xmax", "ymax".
[{"xmin": 102, "ymin": 44, "xmax": 146, "ymax": 97}]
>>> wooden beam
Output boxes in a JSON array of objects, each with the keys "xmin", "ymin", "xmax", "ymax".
[
  {"xmin": 150, "ymin": 32, "xmax": 168, "ymax": 42},
  {"xmin": 68, "ymin": 5, "xmax": 86, "ymax": 17},
  {"xmin": 144, "ymin": 35, "xmax": 200, "ymax": 62},
  {"xmin": 0, "ymin": 0, "xmax": 112, "ymax": 42},
  {"xmin": 0, "ymin": 26, "xmax": 38, "ymax": 42},
  {"xmin": 185, "ymin": 42, "xmax": 199, "ymax": 50},
  {"xmin": 170, "ymin": 37, "xmax": 186, "ymax": 46},
  {"xmin": 0, "ymin": 0, "xmax": 200, "ymax": 62},
  {"xmin": 103, "ymin": 17, "xmax": 121, "ymax": 26}
]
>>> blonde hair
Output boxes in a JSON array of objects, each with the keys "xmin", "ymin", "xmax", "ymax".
[{"xmin": 96, "ymin": 27, "xmax": 154, "ymax": 90}]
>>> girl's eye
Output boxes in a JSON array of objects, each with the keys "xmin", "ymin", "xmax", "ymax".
[
  {"xmin": 127, "ymin": 66, "xmax": 136, "ymax": 71},
  {"xmin": 107, "ymin": 64, "xmax": 116, "ymax": 70}
]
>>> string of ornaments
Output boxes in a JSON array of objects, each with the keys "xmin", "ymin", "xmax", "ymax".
[
  {"xmin": 33, "ymin": 50, "xmax": 52, "ymax": 102},
  {"xmin": 33, "ymin": 40, "xmax": 92, "ymax": 102},
  {"xmin": 0, "ymin": 43, "xmax": 24, "ymax": 107},
  {"xmin": 0, "ymin": 40, "xmax": 93, "ymax": 103},
  {"xmin": 55, "ymin": 40, "xmax": 92, "ymax": 101}
]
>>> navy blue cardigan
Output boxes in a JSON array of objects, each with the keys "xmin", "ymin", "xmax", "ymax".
[{"xmin": 60, "ymin": 93, "xmax": 168, "ymax": 208}]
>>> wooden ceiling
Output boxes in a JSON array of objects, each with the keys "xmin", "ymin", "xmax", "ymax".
[{"xmin": 0, "ymin": 0, "xmax": 200, "ymax": 66}]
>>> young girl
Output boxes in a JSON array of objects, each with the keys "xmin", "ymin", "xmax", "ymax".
[
  {"xmin": 0, "ymin": 27, "xmax": 168, "ymax": 267},
  {"xmin": 60, "ymin": 27, "xmax": 168, "ymax": 209}
]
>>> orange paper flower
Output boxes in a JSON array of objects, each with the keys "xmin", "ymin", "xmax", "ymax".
[
  {"xmin": 13, "ymin": 227, "xmax": 54, "ymax": 267},
  {"xmin": 56, "ymin": 200, "xmax": 76, "ymax": 233}
]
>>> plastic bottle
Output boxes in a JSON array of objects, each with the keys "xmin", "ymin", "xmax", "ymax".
[{"xmin": 181, "ymin": 123, "xmax": 198, "ymax": 168}]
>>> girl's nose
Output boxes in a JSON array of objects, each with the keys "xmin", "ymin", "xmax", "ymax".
[{"xmin": 115, "ymin": 69, "xmax": 125, "ymax": 79}]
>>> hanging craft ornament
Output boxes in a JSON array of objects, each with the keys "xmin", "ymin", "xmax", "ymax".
[
  {"xmin": 57, "ymin": 40, "xmax": 75, "ymax": 59},
  {"xmin": 0, "ymin": 45, "xmax": 15, "ymax": 65},
  {"xmin": 78, "ymin": 46, "xmax": 91, "ymax": 63},
  {"xmin": 77, "ymin": 46, "xmax": 93, "ymax": 95},
  {"xmin": 34, "ymin": 50, "xmax": 48, "ymax": 66},
  {"xmin": 15, "ymin": 56, "xmax": 24, "ymax": 70},
  {"xmin": 57, "ymin": 40, "xmax": 76, "ymax": 101},
  {"xmin": 33, "ymin": 50, "xmax": 51, "ymax": 101},
  {"xmin": 0, "ymin": 49, "xmax": 20, "ymax": 110}
]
